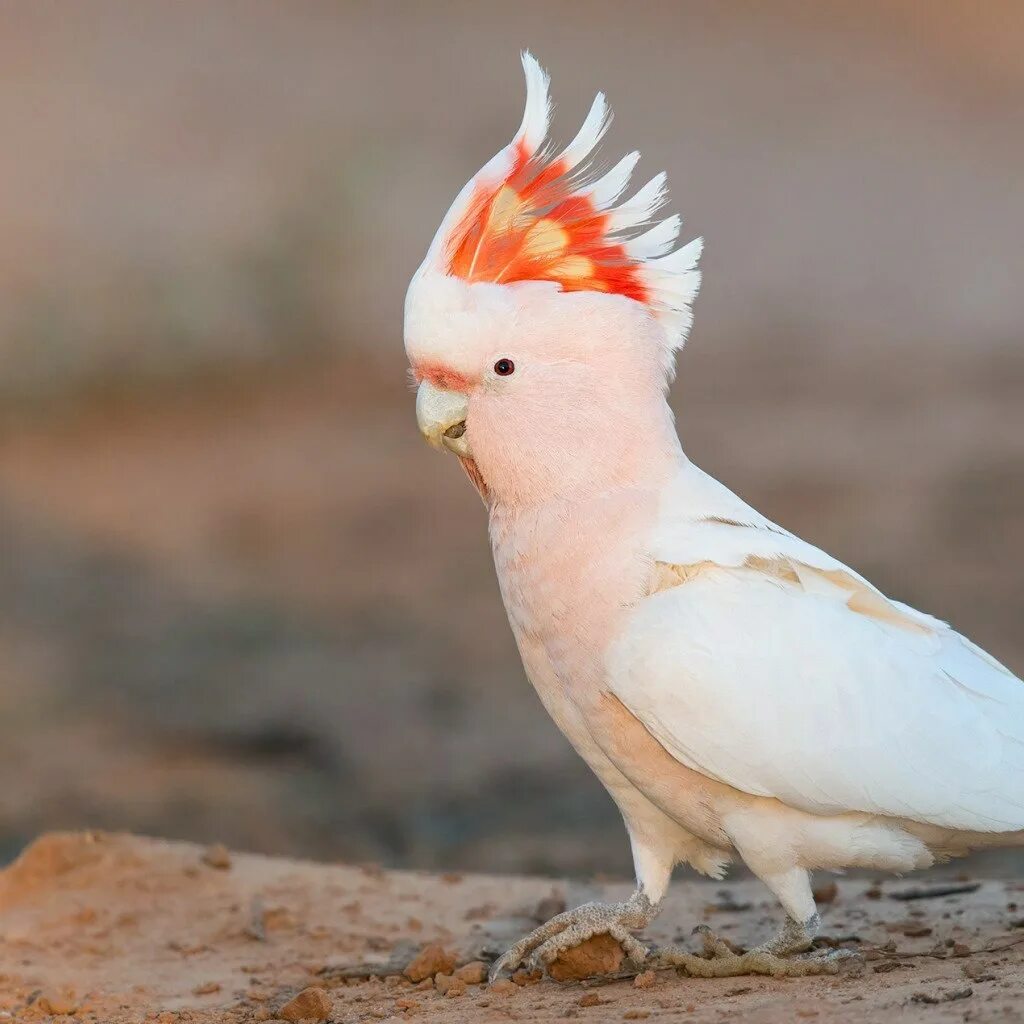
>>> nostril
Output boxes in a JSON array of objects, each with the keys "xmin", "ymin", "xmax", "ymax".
[{"xmin": 444, "ymin": 421, "xmax": 467, "ymax": 440}]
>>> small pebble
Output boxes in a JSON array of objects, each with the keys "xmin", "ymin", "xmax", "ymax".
[
  {"xmin": 201, "ymin": 844, "xmax": 232, "ymax": 870},
  {"xmin": 511, "ymin": 968, "xmax": 542, "ymax": 986},
  {"xmin": 444, "ymin": 979, "xmax": 467, "ymax": 998},
  {"xmin": 453, "ymin": 960, "xmax": 488, "ymax": 985},
  {"xmin": 633, "ymin": 970, "xmax": 657, "ymax": 989},
  {"xmin": 37, "ymin": 995, "xmax": 78, "ymax": 1016},
  {"xmin": 403, "ymin": 944, "xmax": 457, "ymax": 983},
  {"xmin": 278, "ymin": 986, "xmax": 332, "ymax": 1023},
  {"xmin": 812, "ymin": 881, "xmax": 838, "ymax": 904},
  {"xmin": 548, "ymin": 933, "xmax": 626, "ymax": 982},
  {"xmin": 902, "ymin": 925, "xmax": 933, "ymax": 938},
  {"xmin": 872, "ymin": 961, "xmax": 903, "ymax": 974}
]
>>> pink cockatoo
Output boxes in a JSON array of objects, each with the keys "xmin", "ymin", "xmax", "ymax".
[{"xmin": 406, "ymin": 54, "xmax": 1024, "ymax": 979}]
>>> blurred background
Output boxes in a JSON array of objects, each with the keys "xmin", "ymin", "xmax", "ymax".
[{"xmin": 0, "ymin": 1, "xmax": 1021, "ymax": 878}]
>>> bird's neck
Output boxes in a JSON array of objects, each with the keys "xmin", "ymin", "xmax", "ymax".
[
  {"xmin": 481, "ymin": 393, "xmax": 685, "ymax": 513},
  {"xmin": 487, "ymin": 418, "xmax": 683, "ymax": 674}
]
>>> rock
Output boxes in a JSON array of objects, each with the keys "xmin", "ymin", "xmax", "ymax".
[
  {"xmin": 453, "ymin": 960, "xmax": 488, "ymax": 985},
  {"xmin": 403, "ymin": 943, "xmax": 457, "ymax": 982},
  {"xmin": 633, "ymin": 970, "xmax": 657, "ymax": 989},
  {"xmin": 902, "ymin": 924, "xmax": 933, "ymax": 938},
  {"xmin": 37, "ymin": 994, "xmax": 78, "ymax": 1015},
  {"xmin": 547, "ymin": 933, "xmax": 625, "ymax": 982},
  {"xmin": 511, "ymin": 968, "xmax": 543, "ymax": 986},
  {"xmin": 872, "ymin": 961, "xmax": 903, "ymax": 974},
  {"xmin": 489, "ymin": 979, "xmax": 517, "ymax": 995},
  {"xmin": 444, "ymin": 978, "xmax": 467, "ymax": 998},
  {"xmin": 812, "ymin": 881, "xmax": 838, "ymax": 904},
  {"xmin": 191, "ymin": 981, "xmax": 221, "ymax": 995},
  {"xmin": 910, "ymin": 987, "xmax": 973, "ymax": 1005},
  {"xmin": 201, "ymin": 844, "xmax": 232, "ymax": 870},
  {"xmin": 433, "ymin": 972, "xmax": 454, "ymax": 994},
  {"xmin": 578, "ymin": 991, "xmax": 604, "ymax": 1007},
  {"xmin": 278, "ymin": 985, "xmax": 333, "ymax": 1022}
]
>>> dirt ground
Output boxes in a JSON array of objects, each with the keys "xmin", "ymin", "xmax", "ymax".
[{"xmin": 0, "ymin": 832, "xmax": 1021, "ymax": 1024}]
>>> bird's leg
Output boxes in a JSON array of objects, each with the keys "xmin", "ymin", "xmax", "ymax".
[
  {"xmin": 651, "ymin": 867, "xmax": 858, "ymax": 979},
  {"xmin": 488, "ymin": 887, "xmax": 658, "ymax": 982}
]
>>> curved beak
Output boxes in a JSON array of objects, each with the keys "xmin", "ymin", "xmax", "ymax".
[{"xmin": 416, "ymin": 380, "xmax": 471, "ymax": 458}]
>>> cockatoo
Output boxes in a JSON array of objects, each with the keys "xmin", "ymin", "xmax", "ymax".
[{"xmin": 406, "ymin": 53, "xmax": 1024, "ymax": 979}]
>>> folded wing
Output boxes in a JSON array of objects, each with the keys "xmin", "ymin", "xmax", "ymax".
[{"xmin": 607, "ymin": 464, "xmax": 1024, "ymax": 832}]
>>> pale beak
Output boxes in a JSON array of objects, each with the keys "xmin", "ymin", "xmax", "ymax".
[{"xmin": 416, "ymin": 380, "xmax": 471, "ymax": 458}]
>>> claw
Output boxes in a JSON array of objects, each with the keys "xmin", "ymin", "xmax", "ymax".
[
  {"xmin": 692, "ymin": 923, "xmax": 737, "ymax": 959},
  {"xmin": 488, "ymin": 909, "xmax": 575, "ymax": 982},
  {"xmin": 488, "ymin": 942, "xmax": 536, "ymax": 983},
  {"xmin": 487, "ymin": 954, "xmax": 514, "ymax": 985}
]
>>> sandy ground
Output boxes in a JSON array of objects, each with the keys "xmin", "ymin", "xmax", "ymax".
[{"xmin": 0, "ymin": 833, "xmax": 1021, "ymax": 1024}]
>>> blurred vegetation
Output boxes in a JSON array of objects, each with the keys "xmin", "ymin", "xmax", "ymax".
[{"xmin": 1, "ymin": 175, "xmax": 357, "ymax": 410}]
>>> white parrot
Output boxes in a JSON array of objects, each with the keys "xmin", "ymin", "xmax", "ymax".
[{"xmin": 405, "ymin": 53, "xmax": 1024, "ymax": 978}]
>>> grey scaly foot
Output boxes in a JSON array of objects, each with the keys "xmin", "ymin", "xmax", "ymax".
[
  {"xmin": 488, "ymin": 888, "xmax": 656, "ymax": 982},
  {"xmin": 652, "ymin": 914, "xmax": 860, "ymax": 979}
]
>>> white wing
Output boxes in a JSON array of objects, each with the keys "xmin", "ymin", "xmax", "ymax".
[{"xmin": 607, "ymin": 462, "xmax": 1024, "ymax": 832}]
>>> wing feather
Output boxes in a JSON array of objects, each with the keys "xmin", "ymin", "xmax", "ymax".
[{"xmin": 608, "ymin": 463, "xmax": 1024, "ymax": 832}]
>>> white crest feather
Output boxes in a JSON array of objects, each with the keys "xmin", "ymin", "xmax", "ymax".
[
  {"xmin": 556, "ymin": 92, "xmax": 611, "ymax": 171},
  {"xmin": 585, "ymin": 151, "xmax": 641, "ymax": 209},
  {"xmin": 419, "ymin": 53, "xmax": 703, "ymax": 352},
  {"xmin": 515, "ymin": 51, "xmax": 551, "ymax": 152}
]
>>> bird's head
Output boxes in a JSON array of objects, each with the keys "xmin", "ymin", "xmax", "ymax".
[{"xmin": 406, "ymin": 53, "xmax": 702, "ymax": 508}]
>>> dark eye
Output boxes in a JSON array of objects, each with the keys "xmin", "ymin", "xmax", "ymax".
[{"xmin": 494, "ymin": 358, "xmax": 515, "ymax": 376}]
